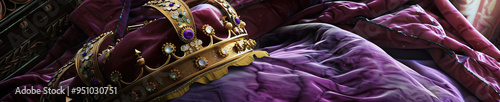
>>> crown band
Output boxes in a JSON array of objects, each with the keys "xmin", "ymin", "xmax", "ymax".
[
  {"xmin": 74, "ymin": 31, "xmax": 115, "ymax": 87},
  {"xmin": 144, "ymin": 0, "xmax": 197, "ymax": 43},
  {"xmin": 106, "ymin": 34, "xmax": 260, "ymax": 101}
]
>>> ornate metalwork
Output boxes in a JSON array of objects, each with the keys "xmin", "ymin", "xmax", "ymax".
[{"xmin": 0, "ymin": 0, "xmax": 82, "ymax": 82}]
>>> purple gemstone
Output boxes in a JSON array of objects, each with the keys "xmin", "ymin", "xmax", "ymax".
[
  {"xmin": 169, "ymin": 3, "xmax": 173, "ymax": 6},
  {"xmin": 91, "ymin": 80, "xmax": 100, "ymax": 86},
  {"xmin": 235, "ymin": 17, "xmax": 240, "ymax": 24},
  {"xmin": 183, "ymin": 29, "xmax": 194, "ymax": 39},
  {"xmin": 50, "ymin": 77, "xmax": 54, "ymax": 81}
]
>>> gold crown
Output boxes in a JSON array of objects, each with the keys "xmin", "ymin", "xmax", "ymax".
[{"xmin": 42, "ymin": 0, "xmax": 268, "ymax": 101}]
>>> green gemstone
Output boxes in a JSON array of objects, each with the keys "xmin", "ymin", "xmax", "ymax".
[
  {"xmin": 178, "ymin": 22, "xmax": 182, "ymax": 26},
  {"xmin": 111, "ymin": 73, "xmax": 119, "ymax": 82},
  {"xmin": 171, "ymin": 13, "xmax": 177, "ymax": 19},
  {"xmin": 170, "ymin": 72, "xmax": 177, "ymax": 79},
  {"xmin": 84, "ymin": 60, "xmax": 92, "ymax": 67},
  {"xmin": 146, "ymin": 85, "xmax": 153, "ymax": 92},
  {"xmin": 82, "ymin": 70, "xmax": 88, "ymax": 78}
]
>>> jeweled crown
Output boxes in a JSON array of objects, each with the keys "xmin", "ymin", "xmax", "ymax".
[{"xmin": 42, "ymin": 0, "xmax": 268, "ymax": 101}]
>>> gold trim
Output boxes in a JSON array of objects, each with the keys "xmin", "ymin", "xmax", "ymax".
[
  {"xmin": 143, "ymin": 0, "xmax": 196, "ymax": 43},
  {"xmin": 153, "ymin": 51, "xmax": 269, "ymax": 101},
  {"xmin": 75, "ymin": 31, "xmax": 114, "ymax": 87},
  {"xmin": 104, "ymin": 34, "xmax": 253, "ymax": 101}
]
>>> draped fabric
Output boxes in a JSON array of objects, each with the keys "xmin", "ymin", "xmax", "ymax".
[
  {"xmin": 172, "ymin": 23, "xmax": 472, "ymax": 102},
  {"xmin": 291, "ymin": 0, "xmax": 500, "ymax": 101},
  {"xmin": 1, "ymin": 0, "xmax": 500, "ymax": 101}
]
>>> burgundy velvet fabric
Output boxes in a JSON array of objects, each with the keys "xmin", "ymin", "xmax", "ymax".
[{"xmin": 1, "ymin": 0, "xmax": 499, "ymax": 101}]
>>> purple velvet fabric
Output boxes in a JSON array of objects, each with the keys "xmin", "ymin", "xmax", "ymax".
[{"xmin": 171, "ymin": 23, "xmax": 470, "ymax": 101}]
